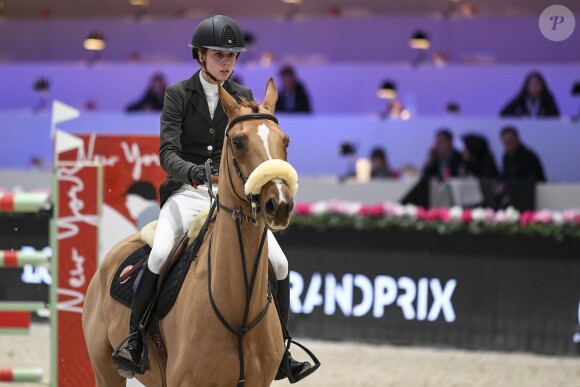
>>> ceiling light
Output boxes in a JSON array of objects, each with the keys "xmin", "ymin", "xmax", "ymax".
[
  {"xmin": 377, "ymin": 81, "xmax": 397, "ymax": 100},
  {"xmin": 83, "ymin": 32, "xmax": 106, "ymax": 51},
  {"xmin": 129, "ymin": 0, "xmax": 149, "ymax": 5},
  {"xmin": 282, "ymin": 0, "xmax": 303, "ymax": 3},
  {"xmin": 409, "ymin": 31, "xmax": 430, "ymax": 50}
]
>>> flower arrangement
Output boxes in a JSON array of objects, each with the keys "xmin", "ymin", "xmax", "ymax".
[{"xmin": 292, "ymin": 201, "xmax": 580, "ymax": 240}]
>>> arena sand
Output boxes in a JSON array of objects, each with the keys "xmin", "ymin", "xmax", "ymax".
[{"xmin": 1, "ymin": 323, "xmax": 578, "ymax": 387}]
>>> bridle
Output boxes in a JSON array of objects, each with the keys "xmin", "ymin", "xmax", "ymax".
[
  {"xmin": 200, "ymin": 112, "xmax": 281, "ymax": 387},
  {"xmin": 219, "ymin": 113, "xmax": 279, "ymax": 225}
]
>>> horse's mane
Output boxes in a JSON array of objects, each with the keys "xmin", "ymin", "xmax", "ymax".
[{"xmin": 239, "ymin": 98, "xmax": 260, "ymax": 113}]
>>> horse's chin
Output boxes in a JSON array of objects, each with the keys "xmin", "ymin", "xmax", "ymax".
[{"xmin": 265, "ymin": 219, "xmax": 290, "ymax": 232}]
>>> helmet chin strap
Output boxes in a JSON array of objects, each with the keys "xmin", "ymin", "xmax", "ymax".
[{"xmin": 201, "ymin": 63, "xmax": 219, "ymax": 83}]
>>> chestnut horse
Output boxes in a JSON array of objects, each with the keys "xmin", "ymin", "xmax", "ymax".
[{"xmin": 82, "ymin": 79, "xmax": 297, "ymax": 386}]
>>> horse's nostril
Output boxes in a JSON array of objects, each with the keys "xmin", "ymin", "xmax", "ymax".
[
  {"xmin": 265, "ymin": 198, "xmax": 277, "ymax": 216},
  {"xmin": 289, "ymin": 201, "xmax": 294, "ymax": 212}
]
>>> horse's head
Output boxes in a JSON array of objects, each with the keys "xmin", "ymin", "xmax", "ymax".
[{"xmin": 218, "ymin": 78, "xmax": 297, "ymax": 231}]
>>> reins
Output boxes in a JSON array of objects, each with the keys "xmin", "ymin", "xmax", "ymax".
[{"xmin": 204, "ymin": 113, "xmax": 279, "ymax": 387}]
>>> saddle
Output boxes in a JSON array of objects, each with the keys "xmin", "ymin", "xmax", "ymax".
[{"xmin": 109, "ymin": 238, "xmax": 194, "ymax": 320}]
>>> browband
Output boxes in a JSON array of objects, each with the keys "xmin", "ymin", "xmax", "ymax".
[{"xmin": 226, "ymin": 113, "xmax": 279, "ymax": 133}]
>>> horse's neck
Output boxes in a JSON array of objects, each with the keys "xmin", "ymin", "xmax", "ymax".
[{"xmin": 209, "ymin": 191, "xmax": 270, "ymax": 325}]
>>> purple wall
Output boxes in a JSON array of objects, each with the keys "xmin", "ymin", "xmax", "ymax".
[
  {"xmin": 2, "ymin": 111, "xmax": 579, "ymax": 182},
  {"xmin": 0, "ymin": 16, "xmax": 578, "ymax": 63},
  {"xmin": 1, "ymin": 62, "xmax": 579, "ymax": 116}
]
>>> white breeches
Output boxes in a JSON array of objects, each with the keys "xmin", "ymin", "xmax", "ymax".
[{"xmin": 148, "ymin": 184, "xmax": 289, "ymax": 281}]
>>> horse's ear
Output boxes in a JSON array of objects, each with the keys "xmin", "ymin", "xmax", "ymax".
[
  {"xmin": 262, "ymin": 77, "xmax": 278, "ymax": 114},
  {"xmin": 218, "ymin": 82, "xmax": 240, "ymax": 118}
]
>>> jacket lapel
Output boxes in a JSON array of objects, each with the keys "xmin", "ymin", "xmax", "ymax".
[{"xmin": 188, "ymin": 71, "xmax": 213, "ymax": 128}]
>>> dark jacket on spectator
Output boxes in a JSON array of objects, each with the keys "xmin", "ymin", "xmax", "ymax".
[
  {"xmin": 500, "ymin": 94, "xmax": 559, "ymax": 118},
  {"xmin": 423, "ymin": 150, "xmax": 464, "ymax": 180},
  {"xmin": 126, "ymin": 90, "xmax": 165, "ymax": 112},
  {"xmin": 276, "ymin": 82, "xmax": 311, "ymax": 113},
  {"xmin": 463, "ymin": 135, "xmax": 499, "ymax": 178},
  {"xmin": 502, "ymin": 144, "xmax": 546, "ymax": 182}
]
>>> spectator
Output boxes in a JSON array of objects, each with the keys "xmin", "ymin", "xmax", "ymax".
[
  {"xmin": 126, "ymin": 72, "xmax": 167, "ymax": 112},
  {"xmin": 445, "ymin": 101, "xmax": 461, "ymax": 116},
  {"xmin": 500, "ymin": 126, "xmax": 546, "ymax": 182},
  {"xmin": 500, "ymin": 72, "xmax": 560, "ymax": 118},
  {"xmin": 370, "ymin": 147, "xmax": 394, "ymax": 179},
  {"xmin": 498, "ymin": 126, "xmax": 546, "ymax": 210},
  {"xmin": 339, "ymin": 142, "xmax": 357, "ymax": 182},
  {"xmin": 461, "ymin": 134, "xmax": 499, "ymax": 178},
  {"xmin": 423, "ymin": 129, "xmax": 464, "ymax": 180},
  {"xmin": 275, "ymin": 65, "xmax": 312, "ymax": 113}
]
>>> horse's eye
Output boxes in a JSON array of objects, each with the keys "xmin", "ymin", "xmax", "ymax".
[{"xmin": 232, "ymin": 138, "xmax": 244, "ymax": 150}]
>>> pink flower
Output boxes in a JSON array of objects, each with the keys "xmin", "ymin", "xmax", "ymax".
[
  {"xmin": 383, "ymin": 202, "xmax": 405, "ymax": 217},
  {"xmin": 358, "ymin": 204, "xmax": 385, "ymax": 218},
  {"xmin": 437, "ymin": 208, "xmax": 451, "ymax": 223},
  {"xmin": 534, "ymin": 210, "xmax": 553, "ymax": 224},
  {"xmin": 461, "ymin": 209, "xmax": 472, "ymax": 223},
  {"xmin": 562, "ymin": 209, "xmax": 580, "ymax": 225},
  {"xmin": 494, "ymin": 210, "xmax": 506, "ymax": 223},
  {"xmin": 294, "ymin": 202, "xmax": 313, "ymax": 215},
  {"xmin": 420, "ymin": 208, "xmax": 448, "ymax": 222},
  {"xmin": 328, "ymin": 200, "xmax": 360, "ymax": 215},
  {"xmin": 483, "ymin": 208, "xmax": 495, "ymax": 223},
  {"xmin": 520, "ymin": 211, "xmax": 536, "ymax": 226}
]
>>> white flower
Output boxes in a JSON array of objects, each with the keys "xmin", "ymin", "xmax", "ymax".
[
  {"xmin": 471, "ymin": 207, "xmax": 485, "ymax": 222},
  {"xmin": 449, "ymin": 206, "xmax": 463, "ymax": 221},
  {"xmin": 311, "ymin": 201, "xmax": 329, "ymax": 215},
  {"xmin": 347, "ymin": 202, "xmax": 362, "ymax": 216},
  {"xmin": 404, "ymin": 204, "xmax": 418, "ymax": 218},
  {"xmin": 553, "ymin": 211, "xmax": 564, "ymax": 225},
  {"xmin": 504, "ymin": 206, "xmax": 520, "ymax": 223}
]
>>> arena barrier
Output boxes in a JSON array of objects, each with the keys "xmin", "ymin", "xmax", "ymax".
[
  {"xmin": 279, "ymin": 227, "xmax": 580, "ymax": 356},
  {"xmin": 0, "ymin": 195, "xmax": 52, "ymax": 384},
  {"xmin": 0, "ymin": 192, "xmax": 51, "ymax": 213},
  {"xmin": 0, "ymin": 163, "xmax": 102, "ymax": 386},
  {"xmin": 0, "ymin": 311, "xmax": 33, "ymax": 334},
  {"xmin": 0, "ymin": 368, "xmax": 44, "ymax": 383},
  {"xmin": 0, "ymin": 250, "xmax": 50, "ymax": 268}
]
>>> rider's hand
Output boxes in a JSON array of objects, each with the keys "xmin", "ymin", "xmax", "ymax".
[{"xmin": 188, "ymin": 164, "xmax": 209, "ymax": 186}]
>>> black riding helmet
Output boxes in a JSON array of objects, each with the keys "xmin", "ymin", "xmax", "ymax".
[{"xmin": 190, "ymin": 15, "xmax": 247, "ymax": 61}]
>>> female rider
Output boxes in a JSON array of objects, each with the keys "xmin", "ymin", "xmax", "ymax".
[{"xmin": 113, "ymin": 15, "xmax": 310, "ymax": 382}]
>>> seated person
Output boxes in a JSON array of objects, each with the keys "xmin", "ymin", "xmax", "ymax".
[
  {"xmin": 461, "ymin": 134, "xmax": 499, "ymax": 178},
  {"xmin": 461, "ymin": 134, "xmax": 499, "ymax": 208},
  {"xmin": 126, "ymin": 72, "xmax": 167, "ymax": 112},
  {"xmin": 370, "ymin": 147, "xmax": 395, "ymax": 179},
  {"xmin": 498, "ymin": 126, "xmax": 546, "ymax": 210},
  {"xmin": 275, "ymin": 66, "xmax": 312, "ymax": 113},
  {"xmin": 500, "ymin": 71, "xmax": 560, "ymax": 118},
  {"xmin": 422, "ymin": 128, "xmax": 464, "ymax": 181}
]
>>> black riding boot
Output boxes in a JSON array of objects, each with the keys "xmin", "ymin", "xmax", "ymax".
[
  {"xmin": 275, "ymin": 275, "xmax": 312, "ymax": 383},
  {"xmin": 112, "ymin": 265, "xmax": 159, "ymax": 379}
]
